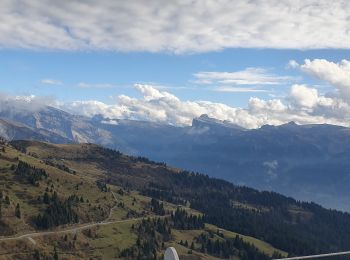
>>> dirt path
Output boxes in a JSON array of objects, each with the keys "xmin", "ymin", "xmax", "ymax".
[
  {"xmin": 0, "ymin": 216, "xmax": 144, "ymax": 242},
  {"xmin": 0, "ymin": 191, "xmax": 169, "ymax": 243}
]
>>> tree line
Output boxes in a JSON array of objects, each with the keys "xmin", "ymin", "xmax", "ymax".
[
  {"xmin": 140, "ymin": 170, "xmax": 350, "ymax": 256},
  {"xmin": 35, "ymin": 191, "xmax": 79, "ymax": 229},
  {"xmin": 15, "ymin": 160, "xmax": 48, "ymax": 186}
]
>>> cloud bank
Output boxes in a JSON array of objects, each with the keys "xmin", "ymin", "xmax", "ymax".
[
  {"xmin": 1, "ymin": 1, "xmax": 350, "ymax": 52},
  {"xmin": 63, "ymin": 59, "xmax": 350, "ymax": 128},
  {"xmin": 0, "ymin": 94, "xmax": 56, "ymax": 115},
  {"xmin": 4, "ymin": 58, "xmax": 350, "ymax": 129},
  {"xmin": 64, "ymin": 82, "xmax": 350, "ymax": 129}
]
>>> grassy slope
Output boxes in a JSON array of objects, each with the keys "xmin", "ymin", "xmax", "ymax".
[
  {"xmin": 0, "ymin": 144, "xmax": 115, "ymax": 234},
  {"xmin": 0, "ymin": 141, "xmax": 286, "ymax": 259}
]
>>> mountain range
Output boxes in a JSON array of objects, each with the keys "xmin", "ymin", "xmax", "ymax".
[{"xmin": 2, "ymin": 106, "xmax": 350, "ymax": 211}]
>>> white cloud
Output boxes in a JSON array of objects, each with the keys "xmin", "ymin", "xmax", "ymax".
[
  {"xmin": 3, "ymin": 81, "xmax": 350, "ymax": 129},
  {"xmin": 7, "ymin": 58, "xmax": 350, "ymax": 129},
  {"xmin": 1, "ymin": 1, "xmax": 350, "ymax": 53},
  {"xmin": 289, "ymin": 84, "xmax": 319, "ymax": 108},
  {"xmin": 41, "ymin": 79, "xmax": 63, "ymax": 85},
  {"xmin": 193, "ymin": 67, "xmax": 294, "ymax": 93},
  {"xmin": 194, "ymin": 68, "xmax": 292, "ymax": 86},
  {"xmin": 78, "ymin": 82, "xmax": 115, "ymax": 89},
  {"xmin": 64, "ymin": 83, "xmax": 350, "ymax": 129},
  {"xmin": 288, "ymin": 84, "xmax": 336, "ymax": 112},
  {"xmin": 295, "ymin": 59, "xmax": 350, "ymax": 101},
  {"xmin": 287, "ymin": 60, "xmax": 299, "ymax": 69},
  {"xmin": 0, "ymin": 93, "xmax": 56, "ymax": 115},
  {"xmin": 215, "ymin": 87, "xmax": 268, "ymax": 93}
]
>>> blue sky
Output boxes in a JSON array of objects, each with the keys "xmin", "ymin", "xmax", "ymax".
[
  {"xmin": 1, "ymin": 1, "xmax": 350, "ymax": 128},
  {"xmin": 0, "ymin": 48, "xmax": 343, "ymax": 107}
]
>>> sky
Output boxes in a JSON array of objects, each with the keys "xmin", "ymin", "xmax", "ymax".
[{"xmin": 1, "ymin": 0, "xmax": 350, "ymax": 128}]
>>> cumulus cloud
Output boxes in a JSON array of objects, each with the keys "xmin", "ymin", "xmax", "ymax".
[
  {"xmin": 62, "ymin": 83, "xmax": 350, "ymax": 129},
  {"xmin": 289, "ymin": 84, "xmax": 320, "ymax": 108},
  {"xmin": 295, "ymin": 59, "xmax": 350, "ymax": 101},
  {"xmin": 2, "ymin": 81, "xmax": 350, "ymax": 129},
  {"xmin": 1, "ymin": 1, "xmax": 350, "ymax": 52}
]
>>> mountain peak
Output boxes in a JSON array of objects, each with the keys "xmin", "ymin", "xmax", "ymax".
[
  {"xmin": 279, "ymin": 121, "xmax": 299, "ymax": 129},
  {"xmin": 260, "ymin": 121, "xmax": 299, "ymax": 130},
  {"xmin": 198, "ymin": 114, "xmax": 210, "ymax": 119},
  {"xmin": 192, "ymin": 114, "xmax": 245, "ymax": 131},
  {"xmin": 284, "ymin": 121, "xmax": 298, "ymax": 126}
]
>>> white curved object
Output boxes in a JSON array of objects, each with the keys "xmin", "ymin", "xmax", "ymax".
[{"xmin": 164, "ymin": 247, "xmax": 179, "ymax": 260}]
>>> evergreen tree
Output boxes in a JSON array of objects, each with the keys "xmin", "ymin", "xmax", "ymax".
[
  {"xmin": 33, "ymin": 249, "xmax": 40, "ymax": 260},
  {"xmin": 15, "ymin": 203, "xmax": 21, "ymax": 218},
  {"xmin": 190, "ymin": 242, "xmax": 194, "ymax": 250},
  {"xmin": 53, "ymin": 246, "xmax": 59, "ymax": 260},
  {"xmin": 15, "ymin": 161, "xmax": 48, "ymax": 185},
  {"xmin": 35, "ymin": 192, "xmax": 79, "ymax": 229},
  {"xmin": 43, "ymin": 192, "xmax": 50, "ymax": 204}
]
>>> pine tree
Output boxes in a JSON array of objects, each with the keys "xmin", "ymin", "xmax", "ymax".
[
  {"xmin": 53, "ymin": 246, "xmax": 59, "ymax": 260},
  {"xmin": 15, "ymin": 203, "xmax": 21, "ymax": 218},
  {"xmin": 33, "ymin": 249, "xmax": 40, "ymax": 260},
  {"xmin": 43, "ymin": 192, "xmax": 50, "ymax": 204},
  {"xmin": 190, "ymin": 241, "xmax": 195, "ymax": 250},
  {"xmin": 5, "ymin": 195, "xmax": 10, "ymax": 205}
]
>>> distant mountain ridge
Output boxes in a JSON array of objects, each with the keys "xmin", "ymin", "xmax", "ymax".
[
  {"xmin": 2, "ymin": 105, "xmax": 350, "ymax": 211},
  {"xmin": 192, "ymin": 114, "xmax": 245, "ymax": 133},
  {"xmin": 0, "ymin": 117, "xmax": 72, "ymax": 143}
]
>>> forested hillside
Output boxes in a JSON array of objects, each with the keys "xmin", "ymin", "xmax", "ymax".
[
  {"xmin": 0, "ymin": 139, "xmax": 285, "ymax": 259},
  {"xmin": 6, "ymin": 139, "xmax": 350, "ymax": 259}
]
